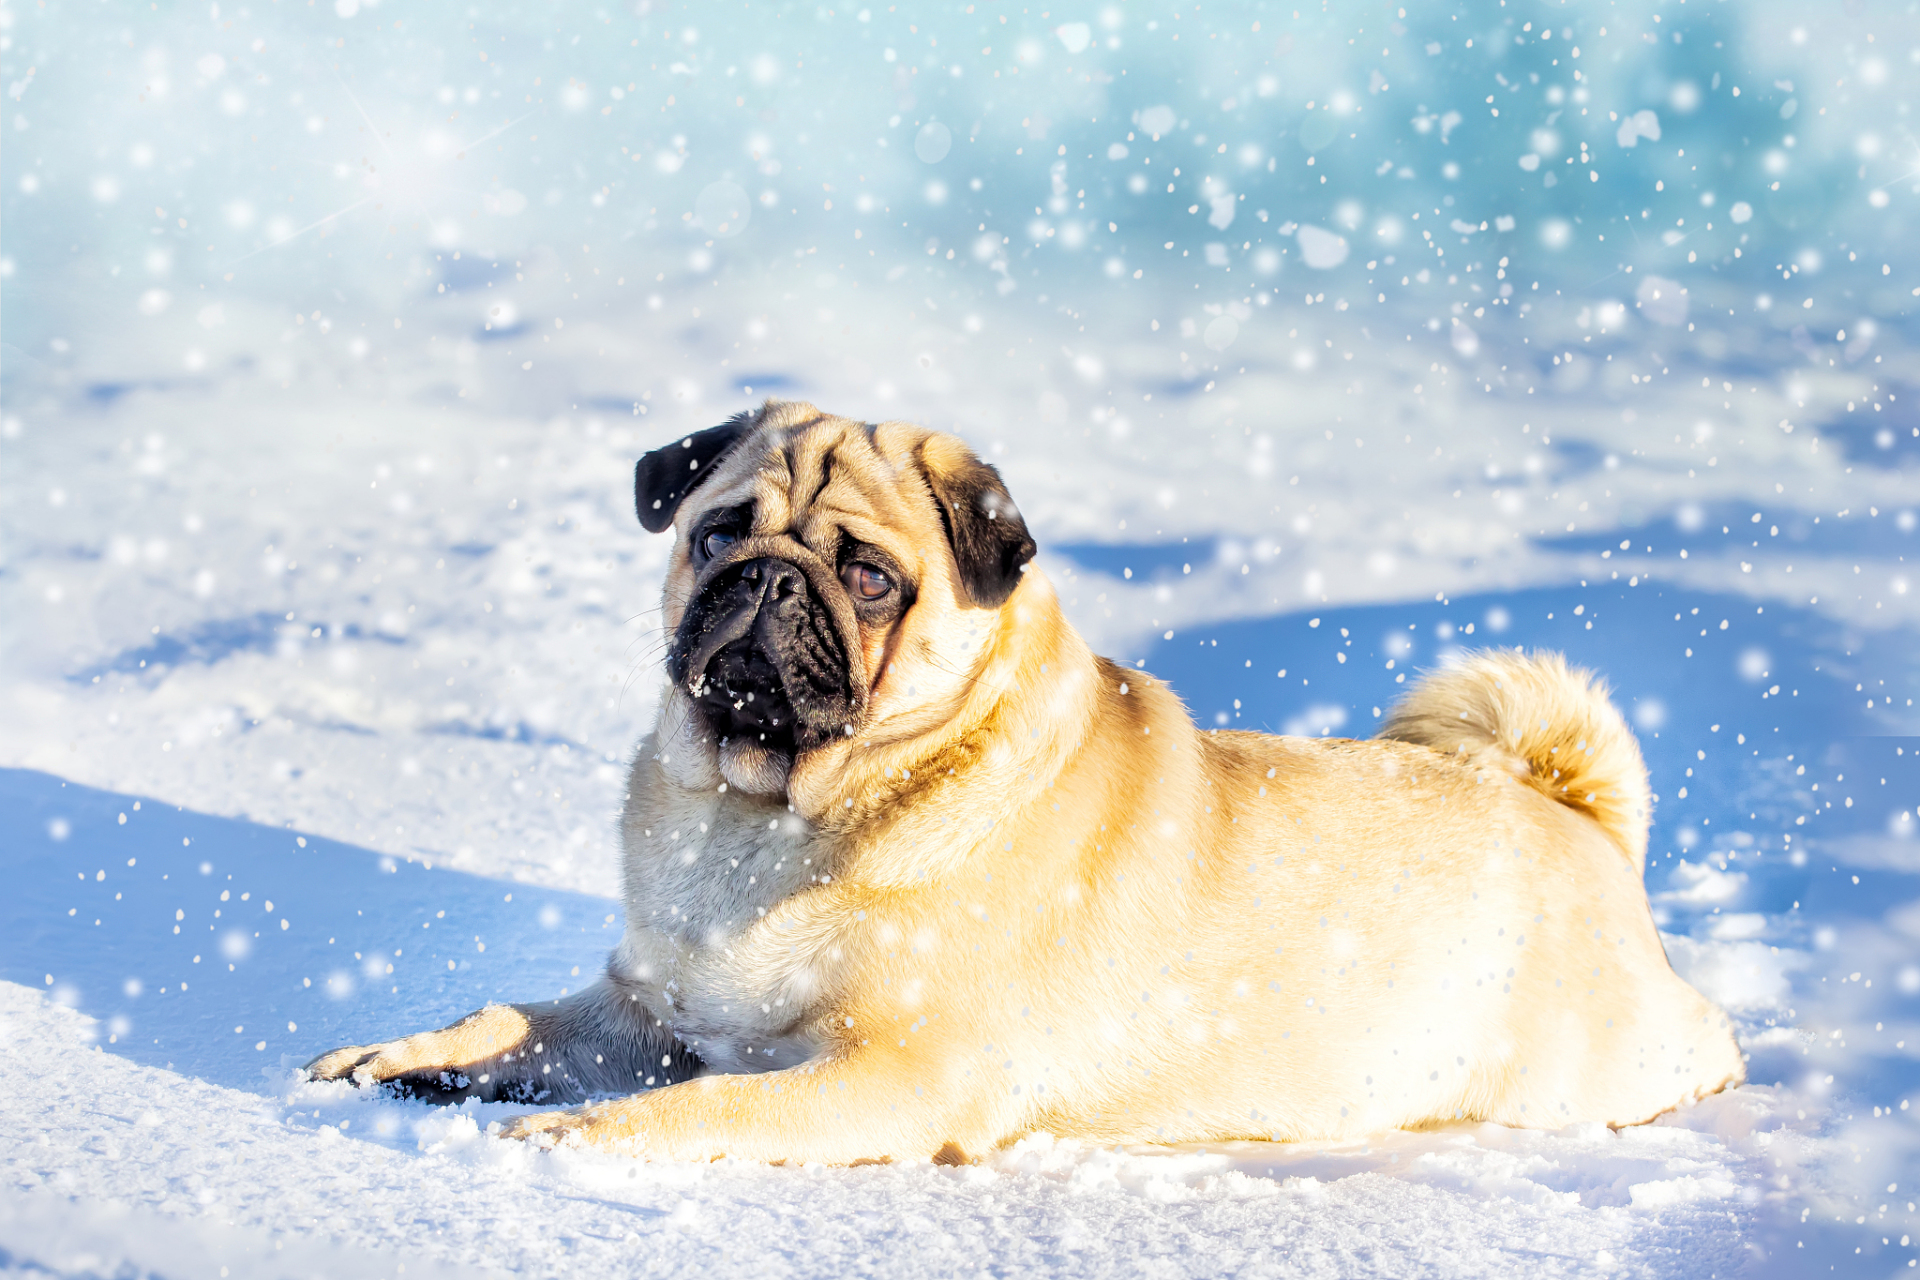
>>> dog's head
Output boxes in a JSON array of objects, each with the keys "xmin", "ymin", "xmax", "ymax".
[{"xmin": 635, "ymin": 400, "xmax": 1036, "ymax": 803}]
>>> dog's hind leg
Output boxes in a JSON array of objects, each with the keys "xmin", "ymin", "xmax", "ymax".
[{"xmin": 305, "ymin": 976, "xmax": 697, "ymax": 1104}]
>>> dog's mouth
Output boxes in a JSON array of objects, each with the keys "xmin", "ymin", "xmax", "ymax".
[
  {"xmin": 669, "ymin": 556, "xmax": 861, "ymax": 761},
  {"xmin": 688, "ymin": 637, "xmax": 803, "ymax": 755}
]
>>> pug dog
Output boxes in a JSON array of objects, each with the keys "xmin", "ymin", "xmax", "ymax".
[{"xmin": 308, "ymin": 399, "xmax": 1742, "ymax": 1162}]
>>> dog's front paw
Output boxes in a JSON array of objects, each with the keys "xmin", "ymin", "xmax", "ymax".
[
  {"xmin": 498, "ymin": 1102, "xmax": 643, "ymax": 1153},
  {"xmin": 305, "ymin": 1042, "xmax": 387, "ymax": 1084},
  {"xmin": 498, "ymin": 1107, "xmax": 587, "ymax": 1148},
  {"xmin": 302, "ymin": 1005, "xmax": 543, "ymax": 1101},
  {"xmin": 304, "ymin": 1038, "xmax": 423, "ymax": 1087},
  {"xmin": 303, "ymin": 1036, "xmax": 484, "ymax": 1100}
]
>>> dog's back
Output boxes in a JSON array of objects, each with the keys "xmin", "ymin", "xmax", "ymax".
[{"xmin": 1079, "ymin": 649, "xmax": 1743, "ymax": 1142}]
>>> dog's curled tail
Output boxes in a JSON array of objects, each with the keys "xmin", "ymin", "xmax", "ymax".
[{"xmin": 1378, "ymin": 648, "xmax": 1653, "ymax": 871}]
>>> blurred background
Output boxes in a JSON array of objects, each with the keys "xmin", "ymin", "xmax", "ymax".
[{"xmin": 2, "ymin": 0, "xmax": 1917, "ymax": 1270}]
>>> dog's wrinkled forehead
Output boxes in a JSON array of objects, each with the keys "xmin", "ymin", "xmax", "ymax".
[
  {"xmin": 672, "ymin": 409, "xmax": 948, "ymax": 575},
  {"xmin": 719, "ymin": 410, "xmax": 902, "ymax": 526},
  {"xmin": 636, "ymin": 399, "xmax": 1037, "ymax": 608}
]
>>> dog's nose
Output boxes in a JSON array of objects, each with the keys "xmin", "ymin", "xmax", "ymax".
[
  {"xmin": 766, "ymin": 561, "xmax": 803, "ymax": 601},
  {"xmin": 739, "ymin": 558, "xmax": 805, "ymax": 602}
]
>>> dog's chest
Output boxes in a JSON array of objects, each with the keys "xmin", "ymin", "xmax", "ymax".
[{"xmin": 617, "ymin": 791, "xmax": 838, "ymax": 1070}]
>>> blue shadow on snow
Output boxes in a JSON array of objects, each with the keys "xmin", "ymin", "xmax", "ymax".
[{"xmin": 0, "ymin": 769, "xmax": 618, "ymax": 1092}]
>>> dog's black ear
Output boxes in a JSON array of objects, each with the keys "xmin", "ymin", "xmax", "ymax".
[
  {"xmin": 634, "ymin": 414, "xmax": 753, "ymax": 533},
  {"xmin": 919, "ymin": 439, "xmax": 1037, "ymax": 608}
]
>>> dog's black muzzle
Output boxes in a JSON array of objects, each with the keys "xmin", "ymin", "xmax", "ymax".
[{"xmin": 667, "ymin": 557, "xmax": 858, "ymax": 755}]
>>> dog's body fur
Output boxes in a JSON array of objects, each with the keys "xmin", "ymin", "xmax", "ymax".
[{"xmin": 310, "ymin": 401, "xmax": 1741, "ymax": 1161}]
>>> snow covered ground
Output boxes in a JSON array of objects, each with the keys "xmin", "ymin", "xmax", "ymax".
[{"xmin": 3, "ymin": 0, "xmax": 1918, "ymax": 1275}]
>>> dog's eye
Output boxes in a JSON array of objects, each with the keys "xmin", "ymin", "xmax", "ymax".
[
  {"xmin": 701, "ymin": 530, "xmax": 737, "ymax": 560},
  {"xmin": 843, "ymin": 563, "xmax": 892, "ymax": 601}
]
